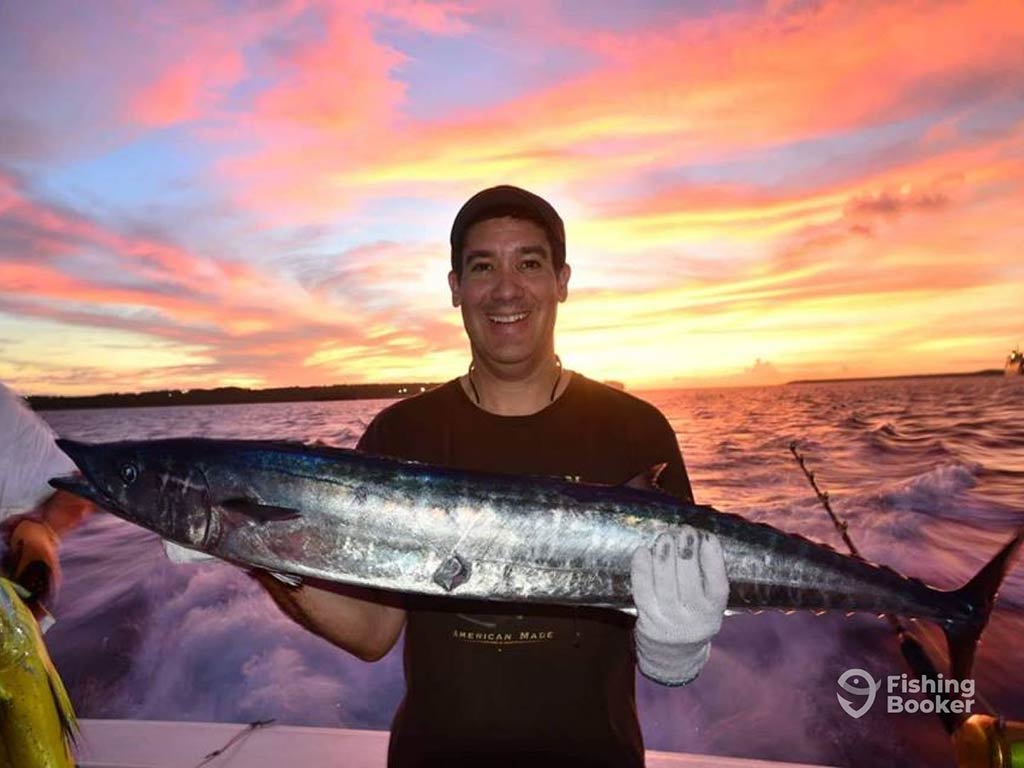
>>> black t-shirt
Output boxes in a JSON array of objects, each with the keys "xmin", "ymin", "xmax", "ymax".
[{"xmin": 357, "ymin": 374, "xmax": 693, "ymax": 767}]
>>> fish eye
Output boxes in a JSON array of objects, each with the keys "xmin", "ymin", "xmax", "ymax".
[{"xmin": 120, "ymin": 463, "xmax": 138, "ymax": 486}]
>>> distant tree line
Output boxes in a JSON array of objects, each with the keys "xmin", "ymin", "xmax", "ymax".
[
  {"xmin": 785, "ymin": 370, "xmax": 1002, "ymax": 385},
  {"xmin": 27, "ymin": 383, "xmax": 440, "ymax": 411}
]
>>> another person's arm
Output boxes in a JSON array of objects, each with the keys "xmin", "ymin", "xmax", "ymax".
[
  {"xmin": 0, "ymin": 383, "xmax": 95, "ymax": 607},
  {"xmin": 5, "ymin": 491, "xmax": 92, "ymax": 601}
]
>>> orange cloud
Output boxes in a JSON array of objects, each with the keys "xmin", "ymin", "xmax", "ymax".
[
  {"xmin": 209, "ymin": 0, "xmax": 1023, "ymax": 227},
  {"xmin": 4, "ymin": 2, "xmax": 1022, "ymax": 395},
  {"xmin": 0, "ymin": 170, "xmax": 471, "ymax": 394}
]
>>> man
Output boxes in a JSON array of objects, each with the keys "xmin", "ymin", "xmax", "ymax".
[
  {"xmin": 259, "ymin": 186, "xmax": 728, "ymax": 766},
  {"xmin": 0, "ymin": 382, "xmax": 94, "ymax": 623}
]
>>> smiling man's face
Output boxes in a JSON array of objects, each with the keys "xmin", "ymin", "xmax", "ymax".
[{"xmin": 448, "ymin": 216, "xmax": 570, "ymax": 375}]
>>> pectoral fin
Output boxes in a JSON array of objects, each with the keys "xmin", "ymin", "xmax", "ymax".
[
  {"xmin": 269, "ymin": 571, "xmax": 302, "ymax": 587},
  {"xmin": 216, "ymin": 497, "xmax": 301, "ymax": 523}
]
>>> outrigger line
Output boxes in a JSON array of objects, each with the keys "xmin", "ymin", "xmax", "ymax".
[
  {"xmin": 789, "ymin": 441, "xmax": 988, "ymax": 733},
  {"xmin": 789, "ymin": 442, "xmax": 1024, "ymax": 766},
  {"xmin": 193, "ymin": 719, "xmax": 276, "ymax": 768}
]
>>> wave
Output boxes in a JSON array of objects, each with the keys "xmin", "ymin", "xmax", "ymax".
[
  {"xmin": 839, "ymin": 412, "xmax": 871, "ymax": 431},
  {"xmin": 871, "ymin": 422, "xmax": 898, "ymax": 438},
  {"xmin": 859, "ymin": 424, "xmax": 955, "ymax": 462},
  {"xmin": 881, "ymin": 462, "xmax": 981, "ymax": 510}
]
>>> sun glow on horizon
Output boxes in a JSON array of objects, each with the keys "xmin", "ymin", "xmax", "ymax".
[{"xmin": 1, "ymin": 1, "xmax": 1021, "ymax": 397}]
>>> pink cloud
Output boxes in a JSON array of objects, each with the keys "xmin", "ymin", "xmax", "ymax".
[
  {"xmin": 380, "ymin": 0, "xmax": 472, "ymax": 34},
  {"xmin": 130, "ymin": 54, "xmax": 244, "ymax": 127},
  {"xmin": 253, "ymin": 6, "xmax": 405, "ymax": 131},
  {"xmin": 202, "ymin": 0, "xmax": 1023, "ymax": 225},
  {"xmin": 4, "ymin": 2, "xmax": 1022, "ymax": 393},
  {"xmin": 0, "ymin": 171, "xmax": 466, "ymax": 393}
]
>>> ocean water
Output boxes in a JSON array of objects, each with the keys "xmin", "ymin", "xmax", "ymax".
[{"xmin": 36, "ymin": 376, "xmax": 1024, "ymax": 767}]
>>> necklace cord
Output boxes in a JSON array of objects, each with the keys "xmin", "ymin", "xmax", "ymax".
[{"xmin": 468, "ymin": 355, "xmax": 562, "ymax": 406}]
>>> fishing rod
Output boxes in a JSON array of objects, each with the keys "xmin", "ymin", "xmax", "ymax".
[{"xmin": 789, "ymin": 442, "xmax": 1023, "ymax": 768}]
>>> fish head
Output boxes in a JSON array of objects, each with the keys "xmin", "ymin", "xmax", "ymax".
[{"xmin": 52, "ymin": 439, "xmax": 214, "ymax": 547}]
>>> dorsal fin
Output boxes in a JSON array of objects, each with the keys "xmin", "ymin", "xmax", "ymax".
[{"xmin": 623, "ymin": 463, "xmax": 668, "ymax": 492}]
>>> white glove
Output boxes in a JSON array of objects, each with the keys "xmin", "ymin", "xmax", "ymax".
[{"xmin": 631, "ymin": 526, "xmax": 729, "ymax": 686}]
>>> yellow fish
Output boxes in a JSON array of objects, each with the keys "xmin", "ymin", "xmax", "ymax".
[{"xmin": 0, "ymin": 576, "xmax": 76, "ymax": 768}]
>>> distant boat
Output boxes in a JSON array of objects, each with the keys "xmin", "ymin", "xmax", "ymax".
[
  {"xmin": 1005, "ymin": 346, "xmax": 1023, "ymax": 376},
  {"xmin": 602, "ymin": 380, "xmax": 626, "ymax": 390}
]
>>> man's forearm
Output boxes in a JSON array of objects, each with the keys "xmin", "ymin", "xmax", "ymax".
[{"xmin": 255, "ymin": 573, "xmax": 406, "ymax": 662}]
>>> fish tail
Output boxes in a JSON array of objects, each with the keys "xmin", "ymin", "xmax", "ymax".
[{"xmin": 943, "ymin": 528, "xmax": 1024, "ymax": 681}]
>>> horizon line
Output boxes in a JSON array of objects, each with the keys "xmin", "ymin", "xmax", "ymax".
[{"xmin": 23, "ymin": 369, "xmax": 1007, "ymax": 410}]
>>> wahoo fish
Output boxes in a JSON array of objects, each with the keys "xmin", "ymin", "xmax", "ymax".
[
  {"xmin": 0, "ymin": 576, "xmax": 77, "ymax": 768},
  {"xmin": 51, "ymin": 438, "xmax": 1022, "ymax": 681}
]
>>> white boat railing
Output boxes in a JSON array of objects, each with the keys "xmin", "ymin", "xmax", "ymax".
[{"xmin": 75, "ymin": 719, "xmax": 837, "ymax": 768}]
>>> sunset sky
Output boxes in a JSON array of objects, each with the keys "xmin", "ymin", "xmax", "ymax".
[{"xmin": 1, "ymin": 1, "xmax": 1022, "ymax": 395}]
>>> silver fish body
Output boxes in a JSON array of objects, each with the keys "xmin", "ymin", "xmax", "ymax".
[{"xmin": 51, "ymin": 438, "xmax": 1021, "ymax": 679}]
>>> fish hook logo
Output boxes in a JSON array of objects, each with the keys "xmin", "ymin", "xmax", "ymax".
[{"xmin": 837, "ymin": 668, "xmax": 880, "ymax": 719}]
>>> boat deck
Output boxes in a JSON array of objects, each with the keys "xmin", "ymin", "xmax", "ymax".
[{"xmin": 76, "ymin": 719, "xmax": 834, "ymax": 768}]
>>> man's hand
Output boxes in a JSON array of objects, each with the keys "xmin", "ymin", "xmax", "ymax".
[
  {"xmin": 3, "ymin": 517, "xmax": 61, "ymax": 604},
  {"xmin": 631, "ymin": 526, "xmax": 729, "ymax": 686}
]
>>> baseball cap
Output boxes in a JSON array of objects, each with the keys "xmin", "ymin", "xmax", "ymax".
[{"xmin": 449, "ymin": 185, "xmax": 566, "ymax": 274}]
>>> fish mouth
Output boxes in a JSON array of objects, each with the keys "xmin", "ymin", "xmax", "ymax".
[
  {"xmin": 48, "ymin": 473, "xmax": 112, "ymax": 508},
  {"xmin": 50, "ymin": 439, "xmax": 121, "ymax": 512}
]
